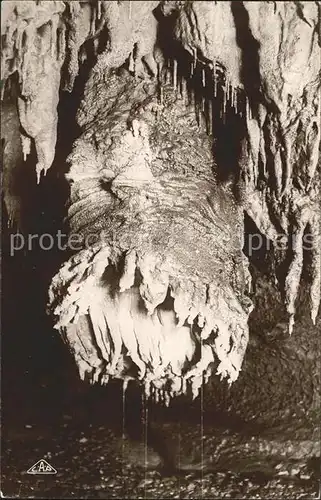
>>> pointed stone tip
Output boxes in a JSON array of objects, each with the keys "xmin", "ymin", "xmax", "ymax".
[
  {"xmin": 288, "ymin": 315, "xmax": 295, "ymax": 336},
  {"xmin": 311, "ymin": 310, "xmax": 317, "ymax": 326},
  {"xmin": 36, "ymin": 163, "xmax": 44, "ymax": 184}
]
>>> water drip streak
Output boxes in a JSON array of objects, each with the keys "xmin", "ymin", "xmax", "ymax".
[
  {"xmin": 201, "ymin": 372, "xmax": 204, "ymax": 498},
  {"xmin": 178, "ymin": 418, "xmax": 182, "ymax": 497},
  {"xmin": 144, "ymin": 395, "xmax": 148, "ymax": 500},
  {"xmin": 122, "ymin": 381, "xmax": 126, "ymax": 478}
]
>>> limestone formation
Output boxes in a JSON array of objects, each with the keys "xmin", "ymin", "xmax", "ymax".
[{"xmin": 1, "ymin": 1, "xmax": 320, "ymax": 404}]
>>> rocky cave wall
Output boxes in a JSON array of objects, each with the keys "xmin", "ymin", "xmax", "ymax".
[{"xmin": 1, "ymin": 1, "xmax": 320, "ymax": 408}]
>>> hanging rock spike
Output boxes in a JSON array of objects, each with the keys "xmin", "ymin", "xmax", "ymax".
[
  {"xmin": 231, "ymin": 84, "xmax": 235, "ymax": 109},
  {"xmin": 57, "ymin": 24, "xmax": 66, "ymax": 64},
  {"xmin": 21, "ymin": 24, "xmax": 36, "ymax": 93},
  {"xmin": 93, "ymin": 37, "xmax": 99, "ymax": 55},
  {"xmin": 16, "ymin": 21, "xmax": 27, "ymax": 64},
  {"xmin": 208, "ymin": 98, "xmax": 213, "ymax": 135},
  {"xmin": 97, "ymin": 0, "xmax": 102, "ymax": 21},
  {"xmin": 0, "ymin": 80, "xmax": 5, "ymax": 101},
  {"xmin": 51, "ymin": 14, "xmax": 59, "ymax": 59},
  {"xmin": 192, "ymin": 47, "xmax": 197, "ymax": 72},
  {"xmin": 245, "ymin": 96, "xmax": 250, "ymax": 121},
  {"xmin": 213, "ymin": 60, "xmax": 217, "ymax": 97},
  {"xmin": 223, "ymin": 83, "xmax": 227, "ymax": 117},
  {"xmin": 180, "ymin": 75, "xmax": 186, "ymax": 100},
  {"xmin": 173, "ymin": 58, "xmax": 178, "ymax": 90},
  {"xmin": 202, "ymin": 95, "xmax": 205, "ymax": 112},
  {"xmin": 90, "ymin": 5, "xmax": 96, "ymax": 35},
  {"xmin": 21, "ymin": 134, "xmax": 31, "ymax": 162}
]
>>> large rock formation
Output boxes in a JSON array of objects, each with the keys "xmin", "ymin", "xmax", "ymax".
[{"xmin": 1, "ymin": 0, "xmax": 320, "ymax": 459}]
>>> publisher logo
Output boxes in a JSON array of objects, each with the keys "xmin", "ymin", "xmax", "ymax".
[{"xmin": 27, "ymin": 459, "xmax": 57, "ymax": 475}]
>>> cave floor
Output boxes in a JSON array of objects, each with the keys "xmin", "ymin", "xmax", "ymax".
[{"xmin": 1, "ymin": 399, "xmax": 319, "ymax": 499}]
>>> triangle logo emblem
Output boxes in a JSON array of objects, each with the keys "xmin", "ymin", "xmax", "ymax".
[{"xmin": 27, "ymin": 459, "xmax": 57, "ymax": 475}]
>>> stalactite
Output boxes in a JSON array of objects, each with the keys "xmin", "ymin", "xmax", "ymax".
[
  {"xmin": 309, "ymin": 213, "xmax": 321, "ymax": 325},
  {"xmin": 234, "ymin": 88, "xmax": 238, "ymax": 114},
  {"xmin": 2, "ymin": 1, "xmax": 319, "ymax": 398},
  {"xmin": 129, "ymin": 0, "xmax": 132, "ymax": 21},
  {"xmin": 280, "ymin": 134, "xmax": 292, "ymax": 197},
  {"xmin": 16, "ymin": 20, "xmax": 27, "ymax": 65},
  {"xmin": 57, "ymin": 23, "xmax": 66, "ymax": 64},
  {"xmin": 180, "ymin": 76, "xmax": 186, "ymax": 101},
  {"xmin": 1, "ymin": 82, "xmax": 6, "ymax": 101},
  {"xmin": 21, "ymin": 24, "xmax": 36, "ymax": 95},
  {"xmin": 93, "ymin": 37, "xmax": 99, "ymax": 55},
  {"xmin": 231, "ymin": 84, "xmax": 235, "ymax": 110},
  {"xmin": 192, "ymin": 47, "xmax": 197, "ymax": 74},
  {"xmin": 305, "ymin": 118, "xmax": 320, "ymax": 191},
  {"xmin": 97, "ymin": 0, "xmax": 102, "ymax": 22},
  {"xmin": 201, "ymin": 96, "xmax": 205, "ymax": 113},
  {"xmin": 159, "ymin": 80, "xmax": 164, "ymax": 105},
  {"xmin": 213, "ymin": 60, "xmax": 217, "ymax": 97},
  {"xmin": 49, "ymin": 246, "xmax": 250, "ymax": 403},
  {"xmin": 284, "ymin": 218, "xmax": 308, "ymax": 334},
  {"xmin": 51, "ymin": 14, "xmax": 59, "ymax": 59},
  {"xmin": 173, "ymin": 59, "xmax": 178, "ymax": 91},
  {"xmin": 20, "ymin": 134, "xmax": 31, "ymax": 162},
  {"xmin": 222, "ymin": 83, "xmax": 227, "ymax": 122},
  {"xmin": 90, "ymin": 4, "xmax": 96, "ymax": 36},
  {"xmin": 208, "ymin": 98, "xmax": 213, "ymax": 135},
  {"xmin": 128, "ymin": 51, "xmax": 135, "ymax": 73}
]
